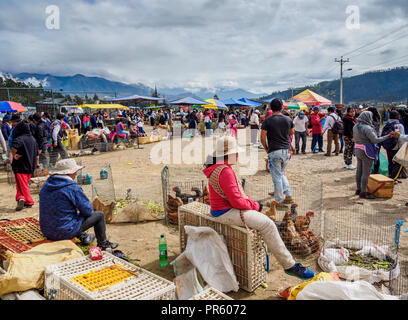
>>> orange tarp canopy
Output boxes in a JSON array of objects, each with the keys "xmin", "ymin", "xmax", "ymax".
[{"xmin": 293, "ymin": 89, "xmax": 332, "ymax": 106}]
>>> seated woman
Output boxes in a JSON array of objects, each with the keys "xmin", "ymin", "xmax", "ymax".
[
  {"xmin": 202, "ymin": 136, "xmax": 315, "ymax": 280},
  {"xmin": 110, "ymin": 118, "xmax": 129, "ymax": 143},
  {"xmin": 39, "ymin": 159, "xmax": 118, "ymax": 250}
]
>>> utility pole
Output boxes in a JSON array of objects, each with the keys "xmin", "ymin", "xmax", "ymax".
[{"xmin": 335, "ymin": 56, "xmax": 350, "ymax": 105}]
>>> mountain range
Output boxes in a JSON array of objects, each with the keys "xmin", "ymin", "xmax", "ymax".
[
  {"xmin": 4, "ymin": 67, "xmax": 408, "ymax": 104},
  {"xmin": 262, "ymin": 67, "xmax": 408, "ymax": 104},
  {"xmin": 10, "ymin": 73, "xmax": 264, "ymax": 101}
]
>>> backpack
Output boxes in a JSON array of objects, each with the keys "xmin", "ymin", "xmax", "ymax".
[
  {"xmin": 380, "ymin": 122, "xmax": 398, "ymax": 151},
  {"xmin": 330, "ymin": 114, "xmax": 344, "ymax": 135}
]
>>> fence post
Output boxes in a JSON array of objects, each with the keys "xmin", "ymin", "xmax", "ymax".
[{"xmin": 161, "ymin": 166, "xmax": 169, "ymax": 226}]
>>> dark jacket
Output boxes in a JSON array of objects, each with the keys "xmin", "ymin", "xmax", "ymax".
[
  {"xmin": 90, "ymin": 115, "xmax": 98, "ymax": 129},
  {"xmin": 1, "ymin": 123, "xmax": 11, "ymax": 142},
  {"xmin": 39, "ymin": 175, "xmax": 94, "ymax": 240},
  {"xmin": 11, "ymin": 121, "xmax": 38, "ymax": 175},
  {"xmin": 36, "ymin": 121, "xmax": 49, "ymax": 148},
  {"xmin": 343, "ymin": 115, "xmax": 356, "ymax": 138}
]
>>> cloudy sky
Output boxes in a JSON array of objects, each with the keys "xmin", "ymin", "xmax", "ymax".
[{"xmin": 0, "ymin": 0, "xmax": 408, "ymax": 94}]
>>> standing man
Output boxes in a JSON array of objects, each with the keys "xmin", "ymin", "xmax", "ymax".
[
  {"xmin": 33, "ymin": 113, "xmax": 49, "ymax": 170},
  {"xmin": 90, "ymin": 113, "xmax": 98, "ymax": 130},
  {"xmin": 343, "ymin": 107, "xmax": 356, "ymax": 170},
  {"xmin": 249, "ymin": 110, "xmax": 260, "ymax": 147},
  {"xmin": 322, "ymin": 107, "xmax": 341, "ymax": 157},
  {"xmin": 310, "ymin": 107, "xmax": 325, "ymax": 153},
  {"xmin": 49, "ymin": 114, "xmax": 69, "ymax": 167},
  {"xmin": 293, "ymin": 111, "xmax": 308, "ymax": 154},
  {"xmin": 10, "ymin": 115, "xmax": 39, "ymax": 211},
  {"xmin": 261, "ymin": 98, "xmax": 295, "ymax": 209},
  {"xmin": 1, "ymin": 115, "xmax": 12, "ymax": 145}
]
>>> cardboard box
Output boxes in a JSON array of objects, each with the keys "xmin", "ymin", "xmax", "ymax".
[{"xmin": 367, "ymin": 174, "xmax": 394, "ymax": 198}]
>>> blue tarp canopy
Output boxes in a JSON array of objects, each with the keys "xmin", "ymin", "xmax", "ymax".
[
  {"xmin": 169, "ymin": 97, "xmax": 210, "ymax": 106},
  {"xmin": 106, "ymin": 95, "xmax": 165, "ymax": 102},
  {"xmin": 238, "ymin": 98, "xmax": 263, "ymax": 107},
  {"xmin": 221, "ymin": 99, "xmax": 252, "ymax": 107}
]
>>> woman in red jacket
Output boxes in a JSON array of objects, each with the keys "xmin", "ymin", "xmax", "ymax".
[
  {"xmin": 203, "ymin": 136, "xmax": 315, "ymax": 280},
  {"xmin": 310, "ymin": 106, "xmax": 326, "ymax": 153}
]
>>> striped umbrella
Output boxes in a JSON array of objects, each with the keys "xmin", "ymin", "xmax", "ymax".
[{"xmin": 0, "ymin": 101, "xmax": 28, "ymax": 113}]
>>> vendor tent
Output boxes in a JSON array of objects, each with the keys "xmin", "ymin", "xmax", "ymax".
[
  {"xmin": 169, "ymin": 97, "xmax": 210, "ymax": 106},
  {"xmin": 284, "ymin": 101, "xmax": 308, "ymax": 110},
  {"xmin": 293, "ymin": 89, "xmax": 332, "ymax": 106},
  {"xmin": 106, "ymin": 95, "xmax": 165, "ymax": 103},
  {"xmin": 238, "ymin": 98, "xmax": 263, "ymax": 107},
  {"xmin": 75, "ymin": 104, "xmax": 129, "ymax": 110},
  {"xmin": 199, "ymin": 99, "xmax": 228, "ymax": 110},
  {"xmin": 0, "ymin": 101, "xmax": 27, "ymax": 113},
  {"xmin": 222, "ymin": 99, "xmax": 252, "ymax": 107}
]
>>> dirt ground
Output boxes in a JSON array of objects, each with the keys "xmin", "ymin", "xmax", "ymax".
[{"xmin": 0, "ymin": 126, "xmax": 407, "ymax": 299}]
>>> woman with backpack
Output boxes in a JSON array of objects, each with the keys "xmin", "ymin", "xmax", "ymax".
[
  {"xmin": 353, "ymin": 111, "xmax": 396, "ymax": 199},
  {"xmin": 343, "ymin": 107, "xmax": 356, "ymax": 170}
]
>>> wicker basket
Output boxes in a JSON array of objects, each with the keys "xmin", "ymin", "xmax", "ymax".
[
  {"xmin": 95, "ymin": 142, "xmax": 114, "ymax": 152},
  {"xmin": 44, "ymin": 252, "xmax": 176, "ymax": 300},
  {"xmin": 190, "ymin": 287, "xmax": 233, "ymax": 300},
  {"xmin": 178, "ymin": 202, "xmax": 266, "ymax": 292}
]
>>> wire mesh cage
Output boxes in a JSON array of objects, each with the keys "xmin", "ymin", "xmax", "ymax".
[
  {"xmin": 161, "ymin": 165, "xmax": 323, "ymax": 260},
  {"xmin": 90, "ymin": 163, "xmax": 116, "ymax": 203},
  {"xmin": 390, "ymin": 258, "xmax": 408, "ymax": 297},
  {"xmin": 322, "ymin": 199, "xmax": 405, "ymax": 286}
]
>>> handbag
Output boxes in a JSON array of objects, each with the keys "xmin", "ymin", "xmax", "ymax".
[{"xmin": 393, "ymin": 142, "xmax": 408, "ymax": 167}]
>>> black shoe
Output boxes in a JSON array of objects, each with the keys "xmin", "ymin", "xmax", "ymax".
[
  {"xmin": 78, "ymin": 233, "xmax": 96, "ymax": 246},
  {"xmin": 16, "ymin": 199, "xmax": 25, "ymax": 212},
  {"xmin": 24, "ymin": 204, "xmax": 33, "ymax": 208},
  {"xmin": 406, "ymin": 202, "xmax": 408, "ymax": 207},
  {"xmin": 355, "ymin": 190, "xmax": 361, "ymax": 196},
  {"xmin": 302, "ymin": 151, "xmax": 306, "ymax": 154},
  {"xmin": 98, "ymin": 240, "xmax": 119, "ymax": 251},
  {"xmin": 359, "ymin": 192, "xmax": 376, "ymax": 199}
]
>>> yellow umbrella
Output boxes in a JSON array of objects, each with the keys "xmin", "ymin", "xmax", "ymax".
[{"xmin": 201, "ymin": 99, "xmax": 228, "ymax": 110}]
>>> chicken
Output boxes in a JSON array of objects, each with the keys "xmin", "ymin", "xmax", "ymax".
[
  {"xmin": 167, "ymin": 194, "xmax": 183, "ymax": 213},
  {"xmin": 294, "ymin": 211, "xmax": 315, "ymax": 233},
  {"xmin": 281, "ymin": 210, "xmax": 311, "ymax": 256},
  {"xmin": 172, "ymin": 186, "xmax": 195, "ymax": 204},
  {"xmin": 264, "ymin": 200, "xmax": 277, "ymax": 221},
  {"xmin": 191, "ymin": 187, "xmax": 203, "ymax": 201},
  {"xmin": 199, "ymin": 186, "xmax": 210, "ymax": 205},
  {"xmin": 289, "ymin": 203, "xmax": 299, "ymax": 222},
  {"xmin": 300, "ymin": 231, "xmax": 321, "ymax": 254}
]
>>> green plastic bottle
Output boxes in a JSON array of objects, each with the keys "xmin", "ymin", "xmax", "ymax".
[{"xmin": 159, "ymin": 234, "xmax": 168, "ymax": 267}]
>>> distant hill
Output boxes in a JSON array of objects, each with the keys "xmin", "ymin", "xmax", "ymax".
[
  {"xmin": 14, "ymin": 73, "xmax": 153, "ymax": 97},
  {"xmin": 261, "ymin": 67, "xmax": 408, "ymax": 104},
  {"xmin": 11, "ymin": 72, "xmax": 265, "ymax": 101}
]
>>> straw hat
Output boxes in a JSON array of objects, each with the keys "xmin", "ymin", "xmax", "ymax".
[
  {"xmin": 51, "ymin": 159, "xmax": 84, "ymax": 175},
  {"xmin": 212, "ymin": 136, "xmax": 244, "ymax": 158}
]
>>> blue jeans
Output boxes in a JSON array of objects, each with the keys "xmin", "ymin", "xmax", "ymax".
[
  {"xmin": 268, "ymin": 150, "xmax": 291, "ymax": 203},
  {"xmin": 311, "ymin": 134, "xmax": 323, "ymax": 152}
]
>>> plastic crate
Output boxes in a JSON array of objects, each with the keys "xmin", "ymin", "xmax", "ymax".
[
  {"xmin": 0, "ymin": 218, "xmax": 49, "ymax": 263},
  {"xmin": 178, "ymin": 202, "xmax": 266, "ymax": 292},
  {"xmin": 95, "ymin": 142, "xmax": 113, "ymax": 152},
  {"xmin": 44, "ymin": 252, "xmax": 176, "ymax": 300},
  {"xmin": 190, "ymin": 287, "xmax": 233, "ymax": 300}
]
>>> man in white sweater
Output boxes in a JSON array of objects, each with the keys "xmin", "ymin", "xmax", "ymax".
[{"xmin": 249, "ymin": 110, "xmax": 260, "ymax": 146}]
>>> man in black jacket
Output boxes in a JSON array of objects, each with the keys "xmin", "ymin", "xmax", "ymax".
[
  {"xmin": 33, "ymin": 113, "xmax": 49, "ymax": 169},
  {"xmin": 10, "ymin": 114, "xmax": 39, "ymax": 211}
]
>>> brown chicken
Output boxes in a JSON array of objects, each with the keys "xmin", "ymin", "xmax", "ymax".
[
  {"xmin": 300, "ymin": 231, "xmax": 321, "ymax": 254},
  {"xmin": 264, "ymin": 200, "xmax": 277, "ymax": 221},
  {"xmin": 167, "ymin": 194, "xmax": 183, "ymax": 213},
  {"xmin": 199, "ymin": 186, "xmax": 210, "ymax": 205},
  {"xmin": 294, "ymin": 211, "xmax": 315, "ymax": 233},
  {"xmin": 281, "ymin": 211, "xmax": 311, "ymax": 256}
]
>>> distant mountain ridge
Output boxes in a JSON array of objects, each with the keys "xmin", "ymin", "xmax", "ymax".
[
  {"xmin": 10, "ymin": 72, "xmax": 265, "ymax": 101},
  {"xmin": 261, "ymin": 67, "xmax": 408, "ymax": 104}
]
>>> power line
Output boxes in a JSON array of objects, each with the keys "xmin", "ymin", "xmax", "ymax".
[
  {"xmin": 342, "ymin": 23, "xmax": 408, "ymax": 57},
  {"xmin": 349, "ymin": 31, "xmax": 408, "ymax": 59}
]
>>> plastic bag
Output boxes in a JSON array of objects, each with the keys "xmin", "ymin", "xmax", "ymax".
[
  {"xmin": 322, "ymin": 248, "xmax": 349, "ymax": 265},
  {"xmin": 371, "ymin": 152, "xmax": 389, "ymax": 176},
  {"xmin": 173, "ymin": 268, "xmax": 204, "ymax": 300},
  {"xmin": 279, "ymin": 272, "xmax": 340, "ymax": 300},
  {"xmin": 183, "ymin": 226, "xmax": 239, "ymax": 293},
  {"xmin": 393, "ymin": 142, "xmax": 408, "ymax": 167},
  {"xmin": 296, "ymin": 280, "xmax": 399, "ymax": 300}
]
